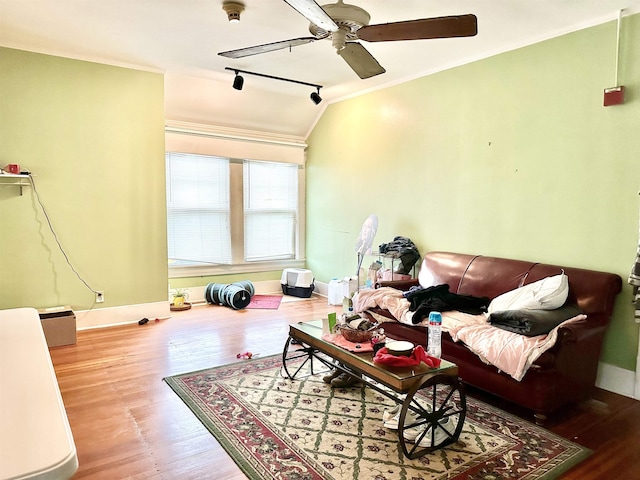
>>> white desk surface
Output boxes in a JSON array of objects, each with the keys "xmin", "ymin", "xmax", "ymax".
[{"xmin": 0, "ymin": 308, "xmax": 78, "ymax": 480}]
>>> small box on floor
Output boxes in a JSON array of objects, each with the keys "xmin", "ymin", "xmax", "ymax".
[
  {"xmin": 281, "ymin": 268, "xmax": 315, "ymax": 298},
  {"xmin": 38, "ymin": 306, "xmax": 76, "ymax": 347}
]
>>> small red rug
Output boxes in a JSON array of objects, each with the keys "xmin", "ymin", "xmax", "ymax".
[{"xmin": 245, "ymin": 294, "xmax": 282, "ymax": 310}]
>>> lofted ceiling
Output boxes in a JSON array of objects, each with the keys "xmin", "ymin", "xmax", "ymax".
[{"xmin": 1, "ymin": 0, "xmax": 639, "ymax": 138}]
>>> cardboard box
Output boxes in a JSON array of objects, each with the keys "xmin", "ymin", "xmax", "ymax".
[{"xmin": 38, "ymin": 306, "xmax": 76, "ymax": 347}]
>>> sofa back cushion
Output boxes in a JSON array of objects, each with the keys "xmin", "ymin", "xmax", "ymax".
[{"xmin": 418, "ymin": 251, "xmax": 622, "ymax": 317}]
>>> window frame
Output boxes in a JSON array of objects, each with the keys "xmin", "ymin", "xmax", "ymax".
[{"xmin": 165, "ymin": 122, "xmax": 306, "ymax": 279}]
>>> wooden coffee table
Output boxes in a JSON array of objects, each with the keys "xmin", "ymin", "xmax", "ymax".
[{"xmin": 282, "ymin": 320, "xmax": 466, "ymax": 459}]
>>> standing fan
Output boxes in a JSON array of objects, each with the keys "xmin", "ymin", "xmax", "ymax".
[
  {"xmin": 354, "ymin": 214, "xmax": 378, "ymax": 288},
  {"xmin": 219, "ymin": 0, "xmax": 478, "ymax": 79}
]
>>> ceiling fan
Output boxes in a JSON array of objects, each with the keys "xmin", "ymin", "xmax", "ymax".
[{"xmin": 218, "ymin": 0, "xmax": 477, "ymax": 79}]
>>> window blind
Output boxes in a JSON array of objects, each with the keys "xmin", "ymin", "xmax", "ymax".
[
  {"xmin": 166, "ymin": 152, "xmax": 231, "ymax": 266},
  {"xmin": 243, "ymin": 160, "xmax": 298, "ymax": 262}
]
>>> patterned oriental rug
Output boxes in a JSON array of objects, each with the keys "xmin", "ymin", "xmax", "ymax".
[{"xmin": 164, "ymin": 354, "xmax": 589, "ymax": 480}]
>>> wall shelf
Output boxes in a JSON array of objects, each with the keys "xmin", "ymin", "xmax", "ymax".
[{"xmin": 0, "ymin": 173, "xmax": 31, "ymax": 195}]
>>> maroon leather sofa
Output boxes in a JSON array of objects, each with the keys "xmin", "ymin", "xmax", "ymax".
[{"xmin": 365, "ymin": 251, "xmax": 622, "ymax": 424}]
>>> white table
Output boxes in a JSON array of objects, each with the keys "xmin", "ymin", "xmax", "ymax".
[{"xmin": 0, "ymin": 308, "xmax": 78, "ymax": 480}]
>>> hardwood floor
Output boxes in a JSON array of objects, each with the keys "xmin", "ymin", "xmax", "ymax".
[{"xmin": 49, "ymin": 295, "xmax": 640, "ymax": 479}]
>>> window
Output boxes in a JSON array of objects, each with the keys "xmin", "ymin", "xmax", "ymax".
[
  {"xmin": 244, "ymin": 161, "xmax": 298, "ymax": 262},
  {"xmin": 166, "ymin": 152, "xmax": 231, "ymax": 266},
  {"xmin": 166, "ymin": 151, "xmax": 303, "ymax": 277}
]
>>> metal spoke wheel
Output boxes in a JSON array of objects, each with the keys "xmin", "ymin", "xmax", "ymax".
[
  {"xmin": 397, "ymin": 374, "xmax": 466, "ymax": 459},
  {"xmin": 281, "ymin": 336, "xmax": 331, "ymax": 380}
]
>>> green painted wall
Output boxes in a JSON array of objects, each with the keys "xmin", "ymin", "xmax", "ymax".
[
  {"xmin": 0, "ymin": 48, "xmax": 167, "ymax": 311},
  {"xmin": 306, "ymin": 16, "xmax": 640, "ymax": 371}
]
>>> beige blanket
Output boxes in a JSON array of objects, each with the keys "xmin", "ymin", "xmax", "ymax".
[{"xmin": 353, "ymin": 288, "xmax": 586, "ymax": 381}]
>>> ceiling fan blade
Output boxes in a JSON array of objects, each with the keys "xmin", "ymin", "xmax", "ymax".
[
  {"xmin": 283, "ymin": 0, "xmax": 339, "ymax": 32},
  {"xmin": 338, "ymin": 43, "xmax": 385, "ymax": 79},
  {"xmin": 218, "ymin": 37, "xmax": 320, "ymax": 59},
  {"xmin": 357, "ymin": 14, "xmax": 478, "ymax": 42}
]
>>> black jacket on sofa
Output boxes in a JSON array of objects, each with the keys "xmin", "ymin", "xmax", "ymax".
[{"xmin": 405, "ymin": 284, "xmax": 490, "ymax": 323}]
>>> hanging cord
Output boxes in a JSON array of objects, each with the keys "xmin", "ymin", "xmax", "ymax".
[{"xmin": 27, "ymin": 173, "xmax": 100, "ymax": 295}]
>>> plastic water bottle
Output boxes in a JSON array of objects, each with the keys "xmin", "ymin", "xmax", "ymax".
[{"xmin": 427, "ymin": 311, "xmax": 442, "ymax": 359}]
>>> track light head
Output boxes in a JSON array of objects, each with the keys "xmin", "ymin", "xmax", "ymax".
[
  {"xmin": 310, "ymin": 88, "xmax": 322, "ymax": 105},
  {"xmin": 233, "ymin": 73, "xmax": 244, "ymax": 90},
  {"xmin": 225, "ymin": 67, "xmax": 323, "ymax": 102},
  {"xmin": 222, "ymin": 1, "xmax": 244, "ymax": 23}
]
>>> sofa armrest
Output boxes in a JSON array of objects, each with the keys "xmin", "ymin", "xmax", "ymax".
[
  {"xmin": 555, "ymin": 314, "xmax": 609, "ymax": 343},
  {"xmin": 375, "ymin": 279, "xmax": 419, "ymax": 291},
  {"xmin": 550, "ymin": 314, "xmax": 609, "ymax": 387}
]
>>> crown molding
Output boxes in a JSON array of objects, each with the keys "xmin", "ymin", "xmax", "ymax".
[{"xmin": 165, "ymin": 119, "xmax": 307, "ymax": 149}]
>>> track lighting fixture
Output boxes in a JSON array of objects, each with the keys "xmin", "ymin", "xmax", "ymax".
[
  {"xmin": 310, "ymin": 88, "xmax": 322, "ymax": 105},
  {"xmin": 225, "ymin": 67, "xmax": 323, "ymax": 105},
  {"xmin": 232, "ymin": 71, "xmax": 244, "ymax": 90},
  {"xmin": 222, "ymin": 1, "xmax": 244, "ymax": 23}
]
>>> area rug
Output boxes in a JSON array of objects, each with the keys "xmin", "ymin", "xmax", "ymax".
[
  {"xmin": 245, "ymin": 294, "xmax": 283, "ymax": 310},
  {"xmin": 164, "ymin": 354, "xmax": 590, "ymax": 480}
]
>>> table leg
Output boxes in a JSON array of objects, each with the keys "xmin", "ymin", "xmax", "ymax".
[
  {"xmin": 397, "ymin": 375, "xmax": 466, "ymax": 459},
  {"xmin": 281, "ymin": 335, "xmax": 333, "ymax": 380}
]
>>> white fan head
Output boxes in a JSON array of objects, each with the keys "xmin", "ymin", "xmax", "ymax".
[{"xmin": 354, "ymin": 214, "xmax": 378, "ymax": 255}]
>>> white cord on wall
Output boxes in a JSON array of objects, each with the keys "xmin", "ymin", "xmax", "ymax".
[
  {"xmin": 27, "ymin": 173, "xmax": 101, "ymax": 296},
  {"xmin": 614, "ymin": 9, "xmax": 623, "ymax": 86}
]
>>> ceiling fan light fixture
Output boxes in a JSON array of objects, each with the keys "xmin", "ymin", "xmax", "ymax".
[
  {"xmin": 232, "ymin": 72, "xmax": 244, "ymax": 90},
  {"xmin": 222, "ymin": 1, "xmax": 244, "ymax": 23},
  {"xmin": 310, "ymin": 88, "xmax": 322, "ymax": 105}
]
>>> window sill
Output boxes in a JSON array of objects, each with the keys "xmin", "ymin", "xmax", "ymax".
[{"xmin": 168, "ymin": 259, "xmax": 306, "ymax": 279}]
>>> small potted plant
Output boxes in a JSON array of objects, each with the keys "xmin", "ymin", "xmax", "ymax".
[{"xmin": 170, "ymin": 288, "xmax": 191, "ymax": 310}]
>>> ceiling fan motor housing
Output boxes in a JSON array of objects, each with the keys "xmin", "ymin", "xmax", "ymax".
[{"xmin": 309, "ymin": 2, "xmax": 371, "ymax": 41}]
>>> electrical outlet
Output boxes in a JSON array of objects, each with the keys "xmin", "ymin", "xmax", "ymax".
[{"xmin": 96, "ymin": 291, "xmax": 104, "ymax": 303}]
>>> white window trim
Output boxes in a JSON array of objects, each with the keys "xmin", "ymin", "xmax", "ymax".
[
  {"xmin": 169, "ymin": 258, "xmax": 306, "ymax": 279},
  {"xmin": 165, "ymin": 121, "xmax": 307, "ymax": 279}
]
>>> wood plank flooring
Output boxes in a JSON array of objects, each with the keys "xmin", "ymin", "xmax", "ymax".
[{"xmin": 49, "ymin": 295, "xmax": 640, "ymax": 479}]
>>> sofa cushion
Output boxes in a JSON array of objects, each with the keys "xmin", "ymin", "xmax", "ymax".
[
  {"xmin": 488, "ymin": 304, "xmax": 583, "ymax": 336},
  {"xmin": 487, "ymin": 273, "xmax": 568, "ymax": 314}
]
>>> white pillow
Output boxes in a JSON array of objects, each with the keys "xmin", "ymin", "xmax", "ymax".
[{"xmin": 487, "ymin": 273, "xmax": 569, "ymax": 314}]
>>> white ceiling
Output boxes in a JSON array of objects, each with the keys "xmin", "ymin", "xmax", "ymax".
[{"xmin": 1, "ymin": 0, "xmax": 638, "ymax": 138}]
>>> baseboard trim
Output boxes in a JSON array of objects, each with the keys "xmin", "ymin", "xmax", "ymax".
[
  {"xmin": 76, "ymin": 280, "xmax": 285, "ymax": 330},
  {"xmin": 596, "ymin": 361, "xmax": 637, "ymax": 399},
  {"xmin": 182, "ymin": 280, "xmax": 283, "ymax": 304},
  {"xmin": 76, "ymin": 301, "xmax": 170, "ymax": 330}
]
